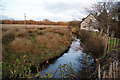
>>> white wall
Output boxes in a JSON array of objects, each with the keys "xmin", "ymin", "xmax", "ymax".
[{"xmin": 80, "ymin": 14, "xmax": 99, "ymax": 32}]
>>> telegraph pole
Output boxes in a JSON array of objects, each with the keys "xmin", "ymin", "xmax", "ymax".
[{"xmin": 24, "ymin": 13, "xmax": 26, "ymax": 24}]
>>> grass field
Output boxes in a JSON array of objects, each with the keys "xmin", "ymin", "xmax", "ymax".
[{"xmin": 2, "ymin": 25, "xmax": 72, "ymax": 78}]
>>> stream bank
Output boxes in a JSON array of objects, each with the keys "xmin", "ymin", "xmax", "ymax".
[{"xmin": 39, "ymin": 38, "xmax": 89, "ymax": 78}]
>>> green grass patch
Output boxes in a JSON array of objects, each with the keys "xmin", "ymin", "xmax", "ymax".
[{"xmin": 107, "ymin": 37, "xmax": 120, "ymax": 52}]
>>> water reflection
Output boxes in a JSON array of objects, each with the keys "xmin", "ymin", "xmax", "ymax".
[{"xmin": 40, "ymin": 38, "xmax": 91, "ymax": 78}]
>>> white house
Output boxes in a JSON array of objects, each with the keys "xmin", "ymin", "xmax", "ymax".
[{"xmin": 80, "ymin": 13, "xmax": 99, "ymax": 32}]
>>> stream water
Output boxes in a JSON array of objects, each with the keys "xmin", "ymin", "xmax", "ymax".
[{"xmin": 40, "ymin": 38, "xmax": 86, "ymax": 78}]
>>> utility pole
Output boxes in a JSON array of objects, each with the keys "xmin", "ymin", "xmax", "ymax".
[{"xmin": 24, "ymin": 13, "xmax": 26, "ymax": 24}]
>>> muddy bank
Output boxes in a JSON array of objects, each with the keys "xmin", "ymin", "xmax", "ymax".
[{"xmin": 39, "ymin": 44, "xmax": 71, "ymax": 69}]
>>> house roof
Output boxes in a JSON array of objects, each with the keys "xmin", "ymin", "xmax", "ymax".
[{"xmin": 80, "ymin": 13, "xmax": 98, "ymax": 24}]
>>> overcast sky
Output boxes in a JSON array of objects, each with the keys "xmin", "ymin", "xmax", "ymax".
[{"xmin": 0, "ymin": 0, "xmax": 97, "ymax": 21}]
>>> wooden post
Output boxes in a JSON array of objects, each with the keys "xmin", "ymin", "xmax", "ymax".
[
  {"xmin": 118, "ymin": 61, "xmax": 119, "ymax": 78},
  {"xmin": 117, "ymin": 39, "xmax": 119, "ymax": 47},
  {"xmin": 98, "ymin": 64, "xmax": 101, "ymax": 79},
  {"xmin": 115, "ymin": 61, "xmax": 118, "ymax": 78},
  {"xmin": 111, "ymin": 38, "xmax": 114, "ymax": 51},
  {"xmin": 108, "ymin": 63, "xmax": 112, "ymax": 78},
  {"xmin": 107, "ymin": 37, "xmax": 109, "ymax": 52},
  {"xmin": 100, "ymin": 29, "xmax": 103, "ymax": 36},
  {"xmin": 113, "ymin": 62, "xmax": 115, "ymax": 79},
  {"xmin": 114, "ymin": 38, "xmax": 116, "ymax": 48},
  {"xmin": 103, "ymin": 71, "xmax": 106, "ymax": 78},
  {"xmin": 104, "ymin": 35, "xmax": 109, "ymax": 55},
  {"xmin": 118, "ymin": 39, "xmax": 119, "ymax": 46}
]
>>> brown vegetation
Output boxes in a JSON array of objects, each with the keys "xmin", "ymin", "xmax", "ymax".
[
  {"xmin": 2, "ymin": 26, "xmax": 72, "ymax": 78},
  {"xmin": 68, "ymin": 21, "xmax": 81, "ymax": 37},
  {"xmin": 78, "ymin": 29, "xmax": 107, "ymax": 79},
  {"xmin": 0, "ymin": 20, "xmax": 68, "ymax": 26},
  {"xmin": 79, "ymin": 30, "xmax": 106, "ymax": 59}
]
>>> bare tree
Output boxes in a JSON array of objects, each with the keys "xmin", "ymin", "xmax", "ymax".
[{"xmin": 86, "ymin": 0, "xmax": 119, "ymax": 36}]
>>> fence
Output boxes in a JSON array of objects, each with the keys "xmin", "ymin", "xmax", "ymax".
[
  {"xmin": 107, "ymin": 37, "xmax": 120, "ymax": 53},
  {"xmin": 89, "ymin": 54, "xmax": 120, "ymax": 79},
  {"xmin": 102, "ymin": 61, "xmax": 120, "ymax": 78},
  {"xmin": 89, "ymin": 36, "xmax": 120, "ymax": 79}
]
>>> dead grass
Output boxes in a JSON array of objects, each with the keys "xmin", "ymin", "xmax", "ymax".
[
  {"xmin": 79, "ymin": 30, "xmax": 106, "ymax": 59},
  {"xmin": 2, "ymin": 29, "xmax": 16, "ymax": 45},
  {"xmin": 9, "ymin": 38, "xmax": 33, "ymax": 54},
  {"xmin": 2, "ymin": 26, "xmax": 72, "ymax": 70}
]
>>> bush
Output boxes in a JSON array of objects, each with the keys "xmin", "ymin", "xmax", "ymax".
[
  {"xmin": 68, "ymin": 21, "xmax": 81, "ymax": 37},
  {"xmin": 9, "ymin": 38, "xmax": 33, "ymax": 54},
  {"xmin": 79, "ymin": 30, "xmax": 91, "ymax": 43},
  {"xmin": 68, "ymin": 21, "xmax": 81, "ymax": 28},
  {"xmin": 84, "ymin": 35, "xmax": 106, "ymax": 59},
  {"xmin": 79, "ymin": 30, "xmax": 106, "ymax": 59},
  {"xmin": 2, "ymin": 30, "xmax": 15, "ymax": 45}
]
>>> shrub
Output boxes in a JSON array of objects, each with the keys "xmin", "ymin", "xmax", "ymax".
[
  {"xmin": 84, "ymin": 35, "xmax": 106, "ymax": 59},
  {"xmin": 77, "ymin": 54, "xmax": 95, "ymax": 78},
  {"xmin": 2, "ymin": 28, "xmax": 8, "ymax": 32},
  {"xmin": 79, "ymin": 30, "xmax": 106, "ymax": 59},
  {"xmin": 68, "ymin": 21, "xmax": 81, "ymax": 35},
  {"xmin": 36, "ymin": 35, "xmax": 48, "ymax": 46},
  {"xmin": 68, "ymin": 21, "xmax": 81, "ymax": 28},
  {"xmin": 2, "ymin": 30, "xmax": 15, "ymax": 45},
  {"xmin": 79, "ymin": 30, "xmax": 91, "ymax": 43},
  {"xmin": 2, "ymin": 57, "xmax": 33, "ymax": 78},
  {"xmin": 46, "ymin": 27, "xmax": 70, "ymax": 36},
  {"xmin": 15, "ymin": 28, "xmax": 28, "ymax": 37},
  {"xmin": 37, "ymin": 30, "xmax": 46, "ymax": 35},
  {"xmin": 9, "ymin": 38, "xmax": 33, "ymax": 54}
]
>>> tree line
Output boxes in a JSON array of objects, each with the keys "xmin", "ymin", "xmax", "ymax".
[{"xmin": 0, "ymin": 19, "xmax": 68, "ymax": 26}]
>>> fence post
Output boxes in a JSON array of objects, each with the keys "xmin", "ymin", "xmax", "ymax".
[
  {"xmin": 118, "ymin": 39, "xmax": 119, "ymax": 46},
  {"xmin": 116, "ymin": 61, "xmax": 118, "ymax": 78},
  {"xmin": 117, "ymin": 39, "xmax": 119, "ymax": 47},
  {"xmin": 114, "ymin": 38, "xmax": 116, "ymax": 48},
  {"xmin": 113, "ymin": 62, "xmax": 116, "ymax": 79},
  {"xmin": 98, "ymin": 64, "xmax": 101, "ymax": 79},
  {"xmin": 103, "ymin": 71, "xmax": 106, "ymax": 78},
  {"xmin": 108, "ymin": 63, "xmax": 112, "ymax": 78},
  {"xmin": 104, "ymin": 35, "xmax": 109, "ymax": 55},
  {"xmin": 107, "ymin": 37, "xmax": 111, "ymax": 52}
]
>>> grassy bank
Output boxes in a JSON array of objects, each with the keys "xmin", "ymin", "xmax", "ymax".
[
  {"xmin": 2, "ymin": 26, "xmax": 72, "ymax": 78},
  {"xmin": 78, "ymin": 29, "xmax": 120, "ymax": 78}
]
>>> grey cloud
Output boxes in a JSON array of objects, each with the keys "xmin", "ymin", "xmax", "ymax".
[{"xmin": 44, "ymin": 2, "xmax": 86, "ymax": 13}]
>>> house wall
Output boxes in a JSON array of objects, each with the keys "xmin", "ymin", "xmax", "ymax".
[{"xmin": 80, "ymin": 14, "xmax": 99, "ymax": 32}]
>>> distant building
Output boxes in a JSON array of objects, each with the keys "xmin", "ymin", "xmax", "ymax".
[{"xmin": 80, "ymin": 13, "xmax": 99, "ymax": 32}]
